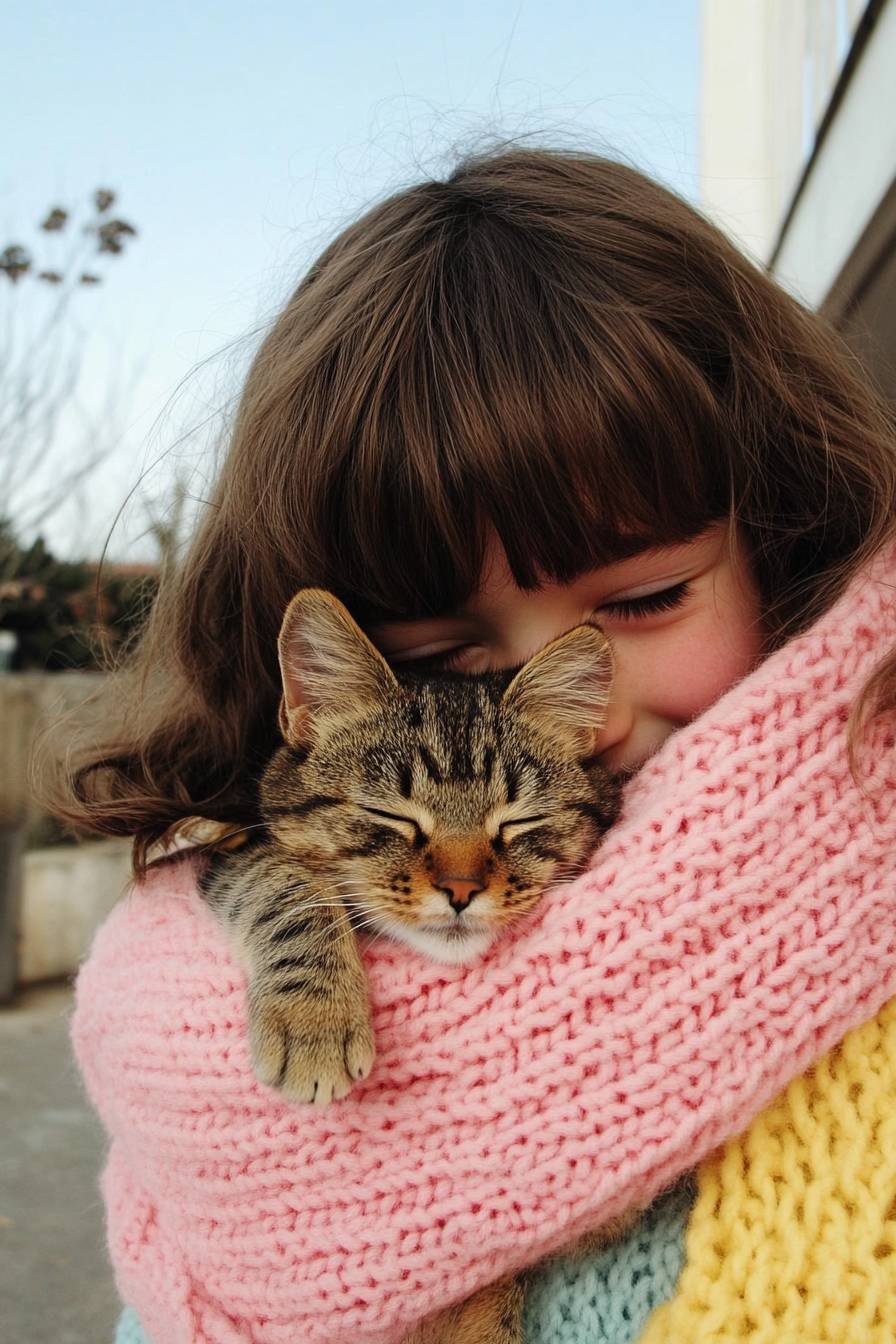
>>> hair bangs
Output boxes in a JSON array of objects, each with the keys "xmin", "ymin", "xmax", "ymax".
[
  {"xmin": 306, "ymin": 188, "xmax": 737, "ymax": 626},
  {"xmin": 36, "ymin": 144, "xmax": 896, "ymax": 858}
]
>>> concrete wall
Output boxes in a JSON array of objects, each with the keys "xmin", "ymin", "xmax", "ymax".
[
  {"xmin": 0, "ymin": 670, "xmax": 107, "ymax": 838},
  {"xmin": 773, "ymin": 0, "xmax": 896, "ymax": 309},
  {"xmin": 1, "ymin": 671, "xmax": 129, "ymax": 990},
  {"xmin": 699, "ymin": 0, "xmax": 896, "ymax": 408},
  {"xmin": 18, "ymin": 839, "xmax": 133, "ymax": 984}
]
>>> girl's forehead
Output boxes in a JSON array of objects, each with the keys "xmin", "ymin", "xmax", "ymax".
[
  {"xmin": 472, "ymin": 524, "xmax": 659, "ymax": 603},
  {"xmin": 338, "ymin": 488, "xmax": 722, "ymax": 627},
  {"xmin": 375, "ymin": 524, "xmax": 723, "ymax": 630}
]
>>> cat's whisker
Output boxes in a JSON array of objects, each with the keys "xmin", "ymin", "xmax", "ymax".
[
  {"xmin": 269, "ymin": 892, "xmax": 383, "ymax": 939},
  {"xmin": 276, "ymin": 887, "xmax": 365, "ymax": 908},
  {"xmin": 278, "ymin": 886, "xmax": 374, "ymax": 912},
  {"xmin": 200, "ymin": 636, "xmax": 620, "ymax": 1127},
  {"xmin": 269, "ymin": 880, "xmax": 370, "ymax": 909},
  {"xmin": 343, "ymin": 905, "xmax": 381, "ymax": 920},
  {"xmin": 274, "ymin": 877, "xmax": 368, "ymax": 896},
  {"xmin": 548, "ymin": 873, "xmax": 582, "ymax": 888},
  {"xmin": 271, "ymin": 902, "xmax": 364, "ymax": 929},
  {"xmin": 347, "ymin": 921, "xmax": 388, "ymax": 937}
]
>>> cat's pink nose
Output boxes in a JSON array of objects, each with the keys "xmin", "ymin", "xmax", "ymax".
[{"xmin": 437, "ymin": 876, "xmax": 485, "ymax": 912}]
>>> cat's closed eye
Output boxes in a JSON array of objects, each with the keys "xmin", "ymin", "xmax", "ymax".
[
  {"xmin": 361, "ymin": 806, "xmax": 429, "ymax": 844},
  {"xmin": 201, "ymin": 587, "xmax": 620, "ymax": 1112},
  {"xmin": 497, "ymin": 816, "xmax": 549, "ymax": 843}
]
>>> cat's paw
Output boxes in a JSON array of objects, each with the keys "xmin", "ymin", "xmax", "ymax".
[
  {"xmin": 405, "ymin": 1276, "xmax": 526, "ymax": 1344},
  {"xmin": 247, "ymin": 988, "xmax": 376, "ymax": 1105}
]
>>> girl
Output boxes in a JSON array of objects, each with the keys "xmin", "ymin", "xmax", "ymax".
[{"xmin": 46, "ymin": 143, "xmax": 896, "ymax": 1343}]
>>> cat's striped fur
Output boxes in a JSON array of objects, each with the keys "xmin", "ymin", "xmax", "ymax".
[
  {"xmin": 199, "ymin": 587, "xmax": 627, "ymax": 1344},
  {"xmin": 201, "ymin": 587, "xmax": 620, "ymax": 1109}
]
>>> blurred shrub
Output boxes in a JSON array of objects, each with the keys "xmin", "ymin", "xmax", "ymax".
[{"xmin": 0, "ymin": 520, "xmax": 157, "ymax": 671}]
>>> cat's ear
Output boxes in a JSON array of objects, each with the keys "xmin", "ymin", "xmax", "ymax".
[
  {"xmin": 276, "ymin": 588, "xmax": 399, "ymax": 746},
  {"xmin": 501, "ymin": 624, "xmax": 614, "ymax": 758}
]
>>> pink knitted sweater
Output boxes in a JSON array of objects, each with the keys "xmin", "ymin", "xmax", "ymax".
[{"xmin": 71, "ymin": 547, "xmax": 896, "ymax": 1344}]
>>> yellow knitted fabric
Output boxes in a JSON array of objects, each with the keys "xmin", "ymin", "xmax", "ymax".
[{"xmin": 639, "ymin": 995, "xmax": 896, "ymax": 1343}]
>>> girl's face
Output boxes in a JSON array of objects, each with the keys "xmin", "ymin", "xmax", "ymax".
[{"xmin": 368, "ymin": 522, "xmax": 765, "ymax": 777}]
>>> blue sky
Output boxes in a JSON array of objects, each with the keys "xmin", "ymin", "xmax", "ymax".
[{"xmin": 3, "ymin": 1, "xmax": 700, "ymax": 559}]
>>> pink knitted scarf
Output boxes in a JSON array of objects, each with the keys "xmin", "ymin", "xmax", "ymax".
[{"xmin": 72, "ymin": 546, "xmax": 896, "ymax": 1344}]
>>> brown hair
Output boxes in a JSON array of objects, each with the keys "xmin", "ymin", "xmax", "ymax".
[{"xmin": 34, "ymin": 143, "xmax": 896, "ymax": 872}]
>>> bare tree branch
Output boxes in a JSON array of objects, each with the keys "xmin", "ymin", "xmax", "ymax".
[{"xmin": 0, "ymin": 188, "xmax": 139, "ymax": 556}]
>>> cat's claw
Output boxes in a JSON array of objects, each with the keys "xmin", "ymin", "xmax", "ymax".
[
  {"xmin": 248, "ymin": 991, "xmax": 375, "ymax": 1105},
  {"xmin": 345, "ymin": 1024, "xmax": 377, "ymax": 1083}
]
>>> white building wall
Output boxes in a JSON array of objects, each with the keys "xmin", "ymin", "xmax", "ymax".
[
  {"xmin": 773, "ymin": 0, "xmax": 896, "ymax": 308},
  {"xmin": 700, "ymin": 0, "xmax": 807, "ymax": 266},
  {"xmin": 699, "ymin": 0, "xmax": 881, "ymax": 299}
]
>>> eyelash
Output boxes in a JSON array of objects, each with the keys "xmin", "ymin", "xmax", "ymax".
[
  {"xmin": 405, "ymin": 581, "xmax": 693, "ymax": 671},
  {"xmin": 599, "ymin": 579, "xmax": 692, "ymax": 621}
]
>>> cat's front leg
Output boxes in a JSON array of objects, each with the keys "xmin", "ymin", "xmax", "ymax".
[
  {"xmin": 247, "ymin": 920, "xmax": 375, "ymax": 1105},
  {"xmin": 204, "ymin": 846, "xmax": 376, "ymax": 1105}
]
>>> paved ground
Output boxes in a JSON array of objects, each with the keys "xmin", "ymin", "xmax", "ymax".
[{"xmin": 0, "ymin": 980, "xmax": 121, "ymax": 1343}]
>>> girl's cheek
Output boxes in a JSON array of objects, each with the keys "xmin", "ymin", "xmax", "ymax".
[
  {"xmin": 656, "ymin": 640, "xmax": 751, "ymax": 720},
  {"xmin": 649, "ymin": 601, "xmax": 764, "ymax": 722},
  {"xmin": 611, "ymin": 595, "xmax": 764, "ymax": 727}
]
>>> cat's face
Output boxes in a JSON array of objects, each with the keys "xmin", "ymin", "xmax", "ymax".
[{"xmin": 261, "ymin": 589, "xmax": 620, "ymax": 964}]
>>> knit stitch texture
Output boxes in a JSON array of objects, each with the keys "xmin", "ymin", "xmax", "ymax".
[
  {"xmin": 71, "ymin": 545, "xmax": 896, "ymax": 1344},
  {"xmin": 111, "ymin": 1173, "xmax": 695, "ymax": 1344},
  {"xmin": 522, "ymin": 1174, "xmax": 696, "ymax": 1342},
  {"xmin": 640, "ymin": 994, "xmax": 896, "ymax": 1342},
  {"xmin": 106, "ymin": 986, "xmax": 896, "ymax": 1344},
  {"xmin": 109, "ymin": 983, "xmax": 896, "ymax": 1344},
  {"xmin": 114, "ymin": 1308, "xmax": 148, "ymax": 1344}
]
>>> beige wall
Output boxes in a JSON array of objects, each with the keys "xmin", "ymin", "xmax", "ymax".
[
  {"xmin": 18, "ymin": 839, "xmax": 133, "ymax": 984},
  {"xmin": 700, "ymin": 0, "xmax": 896, "ymax": 405},
  {"xmin": 0, "ymin": 672, "xmax": 135, "ymax": 989},
  {"xmin": 700, "ymin": 0, "xmax": 875, "ymax": 271},
  {"xmin": 0, "ymin": 671, "xmax": 106, "ymax": 838}
]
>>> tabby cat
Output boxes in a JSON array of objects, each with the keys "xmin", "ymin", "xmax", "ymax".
[
  {"xmin": 199, "ymin": 586, "xmax": 630, "ymax": 1343},
  {"xmin": 201, "ymin": 584, "xmax": 620, "ymax": 1102}
]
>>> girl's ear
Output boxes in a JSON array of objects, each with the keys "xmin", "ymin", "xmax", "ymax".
[
  {"xmin": 276, "ymin": 588, "xmax": 399, "ymax": 746},
  {"xmin": 501, "ymin": 624, "xmax": 614, "ymax": 758}
]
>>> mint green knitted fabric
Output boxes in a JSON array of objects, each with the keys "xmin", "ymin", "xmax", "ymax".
[
  {"xmin": 113, "ymin": 1175, "xmax": 694, "ymax": 1344},
  {"xmin": 523, "ymin": 1174, "xmax": 696, "ymax": 1343},
  {"xmin": 114, "ymin": 1307, "xmax": 148, "ymax": 1344}
]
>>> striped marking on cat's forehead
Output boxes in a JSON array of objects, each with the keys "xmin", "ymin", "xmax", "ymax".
[
  {"xmin": 417, "ymin": 742, "xmax": 444, "ymax": 784},
  {"xmin": 389, "ymin": 677, "xmax": 533, "ymax": 796},
  {"xmin": 411, "ymin": 727, "xmax": 503, "ymax": 787},
  {"xmin": 401, "ymin": 733, "xmax": 522, "ymax": 797}
]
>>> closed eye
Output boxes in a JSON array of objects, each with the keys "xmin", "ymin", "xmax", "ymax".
[
  {"xmin": 598, "ymin": 580, "xmax": 691, "ymax": 620},
  {"xmin": 498, "ymin": 816, "xmax": 549, "ymax": 843},
  {"xmin": 361, "ymin": 807, "xmax": 428, "ymax": 843}
]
